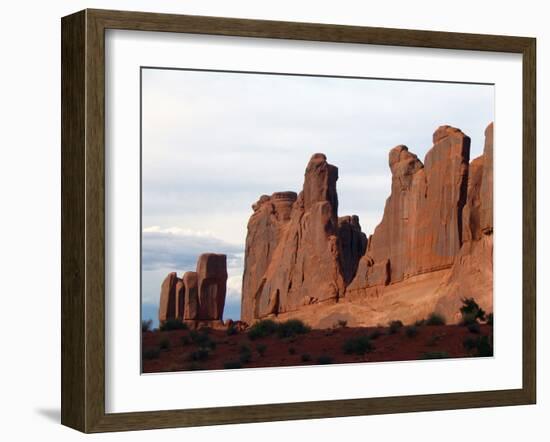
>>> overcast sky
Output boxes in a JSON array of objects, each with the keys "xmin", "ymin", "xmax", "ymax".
[{"xmin": 141, "ymin": 67, "xmax": 494, "ymax": 323}]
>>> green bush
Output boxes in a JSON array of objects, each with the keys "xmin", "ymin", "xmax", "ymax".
[
  {"xmin": 160, "ymin": 319, "xmax": 188, "ymax": 331},
  {"xmin": 459, "ymin": 297, "xmax": 486, "ymax": 325},
  {"xmin": 336, "ymin": 319, "xmax": 348, "ymax": 328},
  {"xmin": 159, "ymin": 337, "xmax": 170, "ymax": 350},
  {"xmin": 467, "ymin": 322, "xmax": 481, "ymax": 334},
  {"xmin": 224, "ymin": 360, "xmax": 243, "ymax": 369},
  {"xmin": 486, "ymin": 313, "xmax": 494, "ymax": 326},
  {"xmin": 414, "ymin": 319, "xmax": 426, "ymax": 327},
  {"xmin": 141, "ymin": 319, "xmax": 153, "ymax": 332},
  {"xmin": 463, "ymin": 336, "xmax": 477, "ymax": 351},
  {"xmin": 463, "ymin": 335, "xmax": 493, "ymax": 357},
  {"xmin": 425, "ymin": 313, "xmax": 446, "ymax": 326},
  {"xmin": 420, "ymin": 351, "xmax": 450, "ymax": 360},
  {"xmin": 247, "ymin": 319, "xmax": 279, "ymax": 340},
  {"xmin": 301, "ymin": 353, "xmax": 312, "ymax": 362},
  {"xmin": 226, "ymin": 323, "xmax": 238, "ymax": 336},
  {"xmin": 405, "ymin": 326, "xmax": 418, "ymax": 338},
  {"xmin": 388, "ymin": 320, "xmax": 404, "ymax": 334},
  {"xmin": 343, "ymin": 336, "xmax": 374, "ymax": 355},
  {"xmin": 277, "ymin": 319, "xmax": 311, "ymax": 339},
  {"xmin": 190, "ymin": 330, "xmax": 216, "ymax": 349},
  {"xmin": 316, "ymin": 355, "xmax": 334, "ymax": 365},
  {"xmin": 143, "ymin": 347, "xmax": 160, "ymax": 360}
]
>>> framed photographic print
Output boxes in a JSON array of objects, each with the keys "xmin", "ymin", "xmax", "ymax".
[{"xmin": 61, "ymin": 9, "xmax": 536, "ymax": 433}]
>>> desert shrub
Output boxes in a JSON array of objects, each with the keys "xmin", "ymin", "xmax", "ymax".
[
  {"xmin": 476, "ymin": 336, "xmax": 493, "ymax": 357},
  {"xmin": 226, "ymin": 324, "xmax": 238, "ymax": 336},
  {"xmin": 467, "ymin": 322, "xmax": 481, "ymax": 334},
  {"xmin": 460, "ymin": 297, "xmax": 486, "ymax": 325},
  {"xmin": 288, "ymin": 346, "xmax": 297, "ymax": 355},
  {"xmin": 190, "ymin": 330, "xmax": 215, "ymax": 349},
  {"xmin": 159, "ymin": 337, "xmax": 170, "ymax": 350},
  {"xmin": 388, "ymin": 320, "xmax": 404, "ymax": 334},
  {"xmin": 486, "ymin": 313, "xmax": 494, "ymax": 326},
  {"xmin": 189, "ymin": 348, "xmax": 209, "ymax": 361},
  {"xmin": 180, "ymin": 335, "xmax": 191, "ymax": 346},
  {"xmin": 277, "ymin": 319, "xmax": 311, "ymax": 339},
  {"xmin": 143, "ymin": 347, "xmax": 160, "ymax": 360},
  {"xmin": 160, "ymin": 319, "xmax": 188, "ymax": 331},
  {"xmin": 420, "ymin": 351, "xmax": 450, "ymax": 360},
  {"xmin": 463, "ymin": 336, "xmax": 477, "ymax": 351},
  {"xmin": 463, "ymin": 335, "xmax": 493, "ymax": 357},
  {"xmin": 239, "ymin": 344, "xmax": 252, "ymax": 364},
  {"xmin": 405, "ymin": 326, "xmax": 419, "ymax": 338},
  {"xmin": 369, "ymin": 329, "xmax": 383, "ymax": 340},
  {"xmin": 256, "ymin": 343, "xmax": 267, "ymax": 356},
  {"xmin": 317, "ymin": 355, "xmax": 334, "ymax": 365},
  {"xmin": 425, "ymin": 313, "xmax": 446, "ymax": 326},
  {"xmin": 343, "ymin": 336, "xmax": 374, "ymax": 355},
  {"xmin": 141, "ymin": 319, "xmax": 153, "ymax": 332},
  {"xmin": 224, "ymin": 360, "xmax": 243, "ymax": 369},
  {"xmin": 301, "ymin": 353, "xmax": 312, "ymax": 362},
  {"xmin": 414, "ymin": 319, "xmax": 426, "ymax": 327},
  {"xmin": 335, "ymin": 319, "xmax": 348, "ymax": 328},
  {"xmin": 247, "ymin": 319, "xmax": 279, "ymax": 340}
]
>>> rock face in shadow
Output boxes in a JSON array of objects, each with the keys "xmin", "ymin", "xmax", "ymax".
[
  {"xmin": 159, "ymin": 272, "xmax": 180, "ymax": 324},
  {"xmin": 158, "ymin": 254, "xmax": 227, "ymax": 326},
  {"xmin": 197, "ymin": 253, "xmax": 228, "ymax": 320},
  {"xmin": 241, "ymin": 123, "xmax": 493, "ymax": 327},
  {"xmin": 338, "ymin": 215, "xmax": 368, "ymax": 285},
  {"xmin": 241, "ymin": 154, "xmax": 365, "ymax": 324}
]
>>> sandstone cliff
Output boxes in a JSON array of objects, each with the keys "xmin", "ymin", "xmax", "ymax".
[
  {"xmin": 241, "ymin": 153, "xmax": 366, "ymax": 323},
  {"xmin": 241, "ymin": 124, "xmax": 493, "ymax": 327}
]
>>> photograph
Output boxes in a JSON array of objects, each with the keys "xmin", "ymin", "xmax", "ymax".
[{"xmin": 140, "ymin": 68, "xmax": 495, "ymax": 373}]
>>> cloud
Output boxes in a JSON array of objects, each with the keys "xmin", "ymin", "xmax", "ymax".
[
  {"xmin": 142, "ymin": 68, "xmax": 493, "ymax": 245},
  {"xmin": 141, "ymin": 226, "xmax": 245, "ymax": 306},
  {"xmin": 142, "ymin": 226, "xmax": 243, "ymax": 271}
]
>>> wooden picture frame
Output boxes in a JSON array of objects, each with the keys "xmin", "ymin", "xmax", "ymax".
[{"xmin": 61, "ymin": 8, "xmax": 536, "ymax": 433}]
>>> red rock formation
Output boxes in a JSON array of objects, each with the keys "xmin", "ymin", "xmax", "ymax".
[
  {"xmin": 241, "ymin": 123, "xmax": 493, "ymax": 327},
  {"xmin": 241, "ymin": 154, "xmax": 364, "ymax": 323},
  {"xmin": 338, "ymin": 215, "xmax": 367, "ymax": 284},
  {"xmin": 197, "ymin": 253, "xmax": 227, "ymax": 320},
  {"xmin": 348, "ymin": 126, "xmax": 471, "ymax": 295},
  {"xmin": 241, "ymin": 191, "xmax": 297, "ymax": 323},
  {"xmin": 159, "ymin": 254, "xmax": 227, "ymax": 325},
  {"xmin": 479, "ymin": 122, "xmax": 494, "ymax": 234},
  {"xmin": 183, "ymin": 271, "xmax": 199, "ymax": 320},
  {"xmin": 158, "ymin": 272, "xmax": 179, "ymax": 324}
]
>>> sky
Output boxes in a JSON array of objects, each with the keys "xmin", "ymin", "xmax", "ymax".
[{"xmin": 141, "ymin": 67, "xmax": 494, "ymax": 325}]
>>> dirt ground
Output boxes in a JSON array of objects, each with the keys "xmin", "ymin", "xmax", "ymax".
[{"xmin": 142, "ymin": 323, "xmax": 493, "ymax": 373}]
